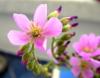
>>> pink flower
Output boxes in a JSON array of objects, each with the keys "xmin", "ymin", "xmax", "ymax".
[
  {"xmin": 97, "ymin": 36, "xmax": 100, "ymax": 48},
  {"xmin": 7, "ymin": 4, "xmax": 62, "ymax": 51},
  {"xmin": 73, "ymin": 33, "xmax": 100, "ymax": 57},
  {"xmin": 70, "ymin": 57, "xmax": 95, "ymax": 78}
]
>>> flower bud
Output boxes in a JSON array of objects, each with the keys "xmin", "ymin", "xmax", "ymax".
[
  {"xmin": 21, "ymin": 60, "xmax": 28, "ymax": 65},
  {"xmin": 61, "ymin": 17, "xmax": 70, "ymax": 25},
  {"xmin": 61, "ymin": 16, "xmax": 78, "ymax": 26},
  {"xmin": 56, "ymin": 51, "xmax": 69, "ymax": 62},
  {"xmin": 22, "ymin": 52, "xmax": 33, "ymax": 65},
  {"xmin": 67, "ymin": 16, "xmax": 78, "ymax": 20},
  {"xmin": 61, "ymin": 32, "xmax": 76, "ymax": 41},
  {"xmin": 17, "ymin": 50, "xmax": 24, "ymax": 56},
  {"xmin": 16, "ymin": 46, "xmax": 24, "ymax": 56},
  {"xmin": 71, "ymin": 22, "xmax": 79, "ymax": 27},
  {"xmin": 64, "ymin": 41, "xmax": 71, "ymax": 47},
  {"xmin": 62, "ymin": 24, "xmax": 71, "ymax": 32},
  {"xmin": 48, "ymin": 6, "xmax": 62, "ymax": 19},
  {"xmin": 56, "ymin": 40, "xmax": 64, "ymax": 46}
]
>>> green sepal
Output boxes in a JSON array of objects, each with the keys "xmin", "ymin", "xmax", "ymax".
[
  {"xmin": 62, "ymin": 24, "xmax": 70, "ymax": 32},
  {"xmin": 48, "ymin": 11, "xmax": 59, "ymax": 19},
  {"xmin": 60, "ymin": 17, "xmax": 69, "ymax": 25},
  {"xmin": 60, "ymin": 33, "xmax": 72, "ymax": 41},
  {"xmin": 21, "ymin": 43, "xmax": 30, "ymax": 53}
]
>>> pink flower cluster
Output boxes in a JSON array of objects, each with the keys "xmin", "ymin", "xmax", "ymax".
[
  {"xmin": 71, "ymin": 34, "xmax": 100, "ymax": 78},
  {"xmin": 73, "ymin": 34, "xmax": 100, "ymax": 58}
]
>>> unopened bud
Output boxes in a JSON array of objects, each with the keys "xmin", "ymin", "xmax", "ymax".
[
  {"xmin": 61, "ymin": 17, "xmax": 70, "ymax": 25},
  {"xmin": 61, "ymin": 16, "xmax": 78, "ymax": 26},
  {"xmin": 62, "ymin": 24, "xmax": 71, "ymax": 32},
  {"xmin": 21, "ymin": 60, "xmax": 28, "ymax": 65},
  {"xmin": 48, "ymin": 6, "xmax": 62, "ymax": 19},
  {"xmin": 56, "ymin": 40, "xmax": 64, "ymax": 46},
  {"xmin": 22, "ymin": 53, "xmax": 32, "ymax": 65},
  {"xmin": 16, "ymin": 46, "xmax": 25, "ymax": 56},
  {"xmin": 67, "ymin": 16, "xmax": 78, "ymax": 20},
  {"xmin": 64, "ymin": 41, "xmax": 71, "ymax": 47},
  {"xmin": 56, "ymin": 52, "xmax": 68, "ymax": 62},
  {"xmin": 61, "ymin": 32, "xmax": 76, "ymax": 41},
  {"xmin": 57, "ymin": 5, "xmax": 62, "ymax": 13},
  {"xmin": 17, "ymin": 50, "xmax": 24, "ymax": 56},
  {"xmin": 71, "ymin": 22, "xmax": 78, "ymax": 27}
]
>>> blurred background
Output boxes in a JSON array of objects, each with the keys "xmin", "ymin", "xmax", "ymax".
[{"xmin": 0, "ymin": 0, "xmax": 100, "ymax": 78}]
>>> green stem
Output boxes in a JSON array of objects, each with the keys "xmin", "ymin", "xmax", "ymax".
[
  {"xmin": 30, "ymin": 44, "xmax": 52, "ymax": 77},
  {"xmin": 51, "ymin": 37, "xmax": 56, "ymax": 59}
]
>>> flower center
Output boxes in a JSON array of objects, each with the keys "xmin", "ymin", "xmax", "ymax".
[
  {"xmin": 83, "ymin": 47, "xmax": 94, "ymax": 53},
  {"xmin": 31, "ymin": 27, "xmax": 41, "ymax": 37},
  {"xmin": 28, "ymin": 22, "xmax": 42, "ymax": 38}
]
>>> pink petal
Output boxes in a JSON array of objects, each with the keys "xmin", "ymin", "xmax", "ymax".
[
  {"xmin": 92, "ymin": 49, "xmax": 100, "ymax": 56},
  {"xmin": 7, "ymin": 30, "xmax": 29, "ymax": 45},
  {"xmin": 69, "ymin": 57, "xmax": 80, "ymax": 67},
  {"xmin": 13, "ymin": 13, "xmax": 30, "ymax": 31},
  {"xmin": 82, "ymin": 69, "xmax": 94, "ymax": 78},
  {"xmin": 34, "ymin": 37, "xmax": 47, "ymax": 51},
  {"xmin": 90, "ymin": 59, "xmax": 100, "ymax": 69},
  {"xmin": 79, "ymin": 34, "xmax": 88, "ymax": 47},
  {"xmin": 73, "ymin": 42, "xmax": 82, "ymax": 53},
  {"xmin": 33, "ymin": 4, "xmax": 47, "ymax": 26},
  {"xmin": 97, "ymin": 36, "xmax": 100, "ymax": 43},
  {"xmin": 43, "ymin": 17, "xmax": 62, "ymax": 37},
  {"xmin": 79, "ymin": 51, "xmax": 92, "ymax": 57},
  {"xmin": 71, "ymin": 66, "xmax": 81, "ymax": 77},
  {"xmin": 88, "ymin": 33, "xmax": 98, "ymax": 49}
]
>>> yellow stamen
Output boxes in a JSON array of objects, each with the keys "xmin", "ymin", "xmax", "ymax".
[
  {"xmin": 28, "ymin": 22, "xmax": 42, "ymax": 38},
  {"xmin": 83, "ymin": 47, "xmax": 94, "ymax": 53}
]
